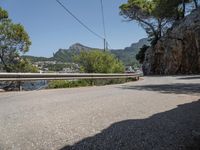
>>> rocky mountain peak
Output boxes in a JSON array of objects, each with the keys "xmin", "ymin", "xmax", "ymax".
[{"xmin": 69, "ymin": 43, "xmax": 92, "ymax": 51}]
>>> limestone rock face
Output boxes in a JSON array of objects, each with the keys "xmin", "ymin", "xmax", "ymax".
[{"xmin": 143, "ymin": 8, "xmax": 200, "ymax": 75}]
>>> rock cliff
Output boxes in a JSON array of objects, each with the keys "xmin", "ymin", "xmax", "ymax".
[{"xmin": 143, "ymin": 8, "xmax": 200, "ymax": 75}]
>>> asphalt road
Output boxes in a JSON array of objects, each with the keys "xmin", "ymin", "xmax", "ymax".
[{"xmin": 0, "ymin": 76, "xmax": 200, "ymax": 150}]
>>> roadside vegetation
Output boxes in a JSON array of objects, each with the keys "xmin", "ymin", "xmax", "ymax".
[
  {"xmin": 136, "ymin": 45, "xmax": 150, "ymax": 64},
  {"xmin": 0, "ymin": 7, "xmax": 39, "ymax": 91},
  {"xmin": 0, "ymin": 7, "xmax": 37, "ymax": 73},
  {"xmin": 48, "ymin": 50, "xmax": 134, "ymax": 89},
  {"xmin": 74, "ymin": 50, "xmax": 125, "ymax": 73},
  {"xmin": 48, "ymin": 78, "xmax": 136, "ymax": 89}
]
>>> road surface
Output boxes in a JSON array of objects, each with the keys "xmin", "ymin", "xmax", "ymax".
[{"xmin": 0, "ymin": 76, "xmax": 200, "ymax": 150}]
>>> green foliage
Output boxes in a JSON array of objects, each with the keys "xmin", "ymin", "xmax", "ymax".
[
  {"xmin": 48, "ymin": 78, "xmax": 137, "ymax": 89},
  {"xmin": 44, "ymin": 63, "xmax": 77, "ymax": 72},
  {"xmin": 193, "ymin": 0, "xmax": 199, "ymax": 8},
  {"xmin": 120, "ymin": 0, "xmax": 163, "ymax": 45},
  {"xmin": 120, "ymin": 0, "xmax": 198, "ymax": 45},
  {"xmin": 0, "ymin": 7, "xmax": 8, "ymax": 19},
  {"xmin": 111, "ymin": 38, "xmax": 149, "ymax": 66},
  {"xmin": 136, "ymin": 45, "xmax": 150, "ymax": 64},
  {"xmin": 14, "ymin": 59, "xmax": 39, "ymax": 73},
  {"xmin": 48, "ymin": 80, "xmax": 90, "ymax": 89},
  {"xmin": 153, "ymin": 0, "xmax": 196, "ymax": 20},
  {"xmin": 53, "ymin": 49, "xmax": 76, "ymax": 62},
  {"xmin": 22, "ymin": 55, "xmax": 53, "ymax": 62},
  {"xmin": 0, "ymin": 7, "xmax": 31, "ymax": 72},
  {"xmin": 74, "ymin": 50, "xmax": 125, "ymax": 73}
]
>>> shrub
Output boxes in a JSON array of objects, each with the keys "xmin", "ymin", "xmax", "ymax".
[
  {"xmin": 74, "ymin": 50, "xmax": 125, "ymax": 73},
  {"xmin": 48, "ymin": 78, "xmax": 137, "ymax": 89},
  {"xmin": 48, "ymin": 80, "xmax": 90, "ymax": 89}
]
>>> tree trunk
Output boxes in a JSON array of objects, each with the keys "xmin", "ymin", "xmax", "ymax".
[
  {"xmin": 182, "ymin": 0, "xmax": 185, "ymax": 18},
  {"xmin": 193, "ymin": 0, "xmax": 198, "ymax": 9},
  {"xmin": 137, "ymin": 18, "xmax": 160, "ymax": 45},
  {"xmin": 0, "ymin": 55, "xmax": 11, "ymax": 72},
  {"xmin": 175, "ymin": 8, "xmax": 180, "ymax": 20},
  {"xmin": 158, "ymin": 20, "xmax": 162, "ymax": 38}
]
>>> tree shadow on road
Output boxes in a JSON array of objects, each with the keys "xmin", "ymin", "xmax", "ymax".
[
  {"xmin": 177, "ymin": 76, "xmax": 200, "ymax": 80},
  {"xmin": 60, "ymin": 100, "xmax": 200, "ymax": 150},
  {"xmin": 121, "ymin": 83, "xmax": 200, "ymax": 96}
]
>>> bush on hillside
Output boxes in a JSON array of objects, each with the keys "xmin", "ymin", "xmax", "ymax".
[{"xmin": 74, "ymin": 50, "xmax": 125, "ymax": 73}]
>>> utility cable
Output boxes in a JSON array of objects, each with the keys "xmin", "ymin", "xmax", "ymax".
[
  {"xmin": 56, "ymin": 0, "xmax": 104, "ymax": 40},
  {"xmin": 100, "ymin": 0, "xmax": 107, "ymax": 39}
]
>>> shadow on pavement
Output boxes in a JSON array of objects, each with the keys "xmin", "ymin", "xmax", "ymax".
[
  {"xmin": 177, "ymin": 76, "xmax": 200, "ymax": 80},
  {"xmin": 121, "ymin": 83, "xmax": 200, "ymax": 96},
  {"xmin": 60, "ymin": 100, "xmax": 200, "ymax": 150}
]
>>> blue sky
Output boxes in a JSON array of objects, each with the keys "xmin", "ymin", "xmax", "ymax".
[{"xmin": 0, "ymin": 0, "xmax": 146, "ymax": 57}]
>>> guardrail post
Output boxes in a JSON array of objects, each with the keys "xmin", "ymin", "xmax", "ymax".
[{"xmin": 18, "ymin": 81, "xmax": 22, "ymax": 91}]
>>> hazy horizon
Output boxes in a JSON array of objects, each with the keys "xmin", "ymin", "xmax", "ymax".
[{"xmin": 0, "ymin": 0, "xmax": 146, "ymax": 57}]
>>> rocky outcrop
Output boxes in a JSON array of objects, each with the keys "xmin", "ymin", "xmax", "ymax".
[
  {"xmin": 69, "ymin": 43, "xmax": 95, "ymax": 52},
  {"xmin": 143, "ymin": 8, "xmax": 200, "ymax": 75}
]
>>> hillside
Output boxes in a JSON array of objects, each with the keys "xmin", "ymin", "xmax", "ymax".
[
  {"xmin": 23, "ymin": 38, "xmax": 149, "ymax": 65},
  {"xmin": 22, "ymin": 56, "xmax": 54, "ymax": 62},
  {"xmin": 53, "ymin": 43, "xmax": 102, "ymax": 62},
  {"xmin": 53, "ymin": 38, "xmax": 149, "ymax": 65},
  {"xmin": 111, "ymin": 38, "xmax": 149, "ymax": 65}
]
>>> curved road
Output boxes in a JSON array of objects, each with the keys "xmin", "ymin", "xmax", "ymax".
[{"xmin": 0, "ymin": 76, "xmax": 200, "ymax": 150}]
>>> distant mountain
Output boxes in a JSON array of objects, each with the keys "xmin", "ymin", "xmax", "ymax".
[
  {"xmin": 24, "ymin": 38, "xmax": 149, "ymax": 65},
  {"xmin": 53, "ymin": 43, "xmax": 102, "ymax": 62},
  {"xmin": 22, "ymin": 55, "xmax": 54, "ymax": 62},
  {"xmin": 110, "ymin": 38, "xmax": 149, "ymax": 65},
  {"xmin": 53, "ymin": 38, "xmax": 149, "ymax": 65}
]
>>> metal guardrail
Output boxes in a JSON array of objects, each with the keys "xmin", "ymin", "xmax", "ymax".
[{"xmin": 0, "ymin": 73, "xmax": 141, "ymax": 81}]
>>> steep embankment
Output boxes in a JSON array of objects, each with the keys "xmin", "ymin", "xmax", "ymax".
[{"xmin": 143, "ymin": 8, "xmax": 200, "ymax": 75}]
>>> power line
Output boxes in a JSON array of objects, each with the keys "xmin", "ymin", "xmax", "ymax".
[
  {"xmin": 100, "ymin": 0, "xmax": 109, "ymax": 51},
  {"xmin": 56, "ymin": 0, "xmax": 104, "ymax": 40},
  {"xmin": 107, "ymin": 42, "xmax": 112, "ymax": 50},
  {"xmin": 100, "ymin": 0, "xmax": 106, "ymax": 39}
]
